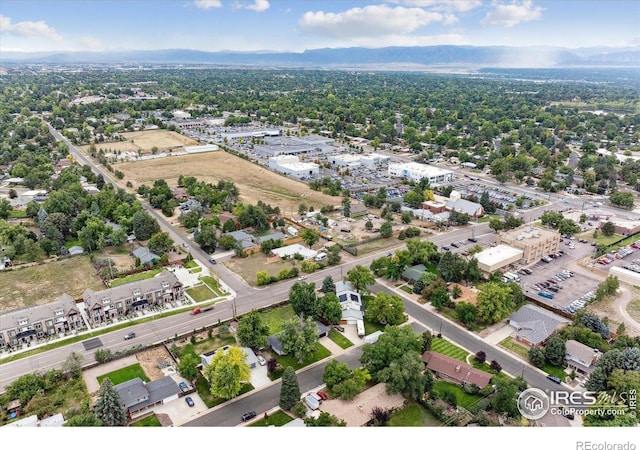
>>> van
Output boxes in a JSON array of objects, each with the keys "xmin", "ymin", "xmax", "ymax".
[
  {"xmin": 356, "ymin": 319, "xmax": 365, "ymax": 337},
  {"xmin": 314, "ymin": 252, "xmax": 327, "ymax": 262},
  {"xmin": 547, "ymin": 375, "xmax": 562, "ymax": 384}
]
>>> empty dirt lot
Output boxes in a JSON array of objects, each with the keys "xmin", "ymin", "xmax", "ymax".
[
  {"xmin": 116, "ymin": 151, "xmax": 340, "ymax": 214},
  {"xmin": 82, "ymin": 130, "xmax": 200, "ymax": 156}
]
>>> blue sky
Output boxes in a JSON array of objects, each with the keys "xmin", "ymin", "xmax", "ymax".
[{"xmin": 1, "ymin": 1, "xmax": 638, "ymax": 53}]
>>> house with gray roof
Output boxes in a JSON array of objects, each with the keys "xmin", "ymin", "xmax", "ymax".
[
  {"xmin": 267, "ymin": 320, "xmax": 329, "ymax": 356},
  {"xmin": 114, "ymin": 377, "xmax": 180, "ymax": 418},
  {"xmin": 401, "ymin": 264, "xmax": 427, "ymax": 283},
  {"xmin": 565, "ymin": 340, "xmax": 601, "ymax": 375},
  {"xmin": 200, "ymin": 346, "xmax": 260, "ymax": 369},
  {"xmin": 0, "ymin": 293, "xmax": 84, "ymax": 349},
  {"xmin": 335, "ymin": 280, "xmax": 364, "ymax": 324},
  {"xmin": 223, "ymin": 230, "xmax": 256, "ymax": 252},
  {"xmin": 132, "ymin": 246, "xmax": 160, "ymax": 265},
  {"xmin": 446, "ymin": 198, "xmax": 485, "ymax": 218},
  {"xmin": 256, "ymin": 231, "xmax": 286, "ymax": 245},
  {"xmin": 508, "ymin": 304, "xmax": 570, "ymax": 347},
  {"xmin": 83, "ymin": 269, "xmax": 183, "ymax": 325}
]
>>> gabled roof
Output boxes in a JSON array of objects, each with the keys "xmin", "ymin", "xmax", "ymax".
[
  {"xmin": 508, "ymin": 305, "xmax": 569, "ymax": 346},
  {"xmin": 114, "ymin": 378, "xmax": 149, "ymax": 409},
  {"xmin": 0, "ymin": 293, "xmax": 80, "ymax": 335},
  {"xmin": 335, "ymin": 280, "xmax": 356, "ymax": 294},
  {"xmin": 223, "ymin": 230, "xmax": 254, "ymax": 242},
  {"xmin": 256, "ymin": 232, "xmax": 286, "ymax": 244},
  {"xmin": 565, "ymin": 339, "xmax": 600, "ymax": 367},
  {"xmin": 401, "ymin": 264, "xmax": 427, "ymax": 282},
  {"xmin": 132, "ymin": 246, "xmax": 160, "ymax": 264},
  {"xmin": 446, "ymin": 198, "xmax": 484, "ymax": 216},
  {"xmin": 422, "ymin": 351, "xmax": 492, "ymax": 389},
  {"xmin": 267, "ymin": 334, "xmax": 284, "ymax": 355}
]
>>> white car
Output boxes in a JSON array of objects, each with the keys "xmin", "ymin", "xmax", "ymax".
[
  {"xmin": 257, "ymin": 355, "xmax": 266, "ymax": 366},
  {"xmin": 297, "ymin": 276, "xmax": 307, "ymax": 281}
]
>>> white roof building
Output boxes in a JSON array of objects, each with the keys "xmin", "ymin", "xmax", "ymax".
[
  {"xmin": 388, "ymin": 162, "xmax": 453, "ymax": 186},
  {"xmin": 475, "ymin": 244, "xmax": 524, "ymax": 273},
  {"xmin": 272, "ymin": 244, "xmax": 317, "ymax": 260},
  {"xmin": 268, "ymin": 155, "xmax": 319, "ymax": 180}
]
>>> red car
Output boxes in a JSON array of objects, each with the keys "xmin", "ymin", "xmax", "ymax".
[
  {"xmin": 191, "ymin": 308, "xmax": 201, "ymax": 315},
  {"xmin": 317, "ymin": 391, "xmax": 329, "ymax": 401}
]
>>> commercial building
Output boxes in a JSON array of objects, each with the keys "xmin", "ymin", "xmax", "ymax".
[
  {"xmin": 220, "ymin": 128, "xmax": 281, "ymax": 141},
  {"xmin": 474, "ymin": 244, "xmax": 524, "ymax": 273},
  {"xmin": 497, "ymin": 225, "xmax": 560, "ymax": 265},
  {"xmin": 328, "ymin": 152, "xmax": 389, "ymax": 167},
  {"xmin": 387, "ymin": 162, "xmax": 453, "ymax": 186},
  {"xmin": 254, "ymin": 135, "xmax": 334, "ymax": 157},
  {"xmin": 600, "ymin": 219, "xmax": 640, "ymax": 236},
  {"xmin": 268, "ymin": 155, "xmax": 320, "ymax": 179}
]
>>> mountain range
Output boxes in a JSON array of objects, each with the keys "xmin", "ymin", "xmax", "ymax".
[{"xmin": 2, "ymin": 45, "xmax": 639, "ymax": 68}]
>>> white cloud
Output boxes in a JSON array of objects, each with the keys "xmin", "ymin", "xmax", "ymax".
[
  {"xmin": 300, "ymin": 5, "xmax": 449, "ymax": 39},
  {"xmin": 246, "ymin": 0, "xmax": 270, "ymax": 12},
  {"xmin": 193, "ymin": 0, "xmax": 222, "ymax": 9},
  {"xmin": 0, "ymin": 14, "xmax": 63, "ymax": 41},
  {"xmin": 387, "ymin": 1, "xmax": 482, "ymax": 12},
  {"xmin": 481, "ymin": 1, "xmax": 543, "ymax": 27}
]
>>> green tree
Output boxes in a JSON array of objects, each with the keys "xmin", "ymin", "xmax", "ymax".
[
  {"xmin": 455, "ymin": 302, "xmax": 478, "ymax": 328},
  {"xmin": 203, "ymin": 346, "xmax": 251, "ymax": 399},
  {"xmin": 279, "ymin": 366, "xmax": 301, "ymax": 410},
  {"xmin": 491, "ymin": 377, "xmax": 524, "ymax": 418},
  {"xmin": 218, "ymin": 234, "xmax": 236, "ymax": 250},
  {"xmin": 0, "ymin": 199, "xmax": 13, "ymax": 220},
  {"xmin": 288, "ymin": 281, "xmax": 317, "ymax": 318},
  {"xmin": 601, "ymin": 221, "xmax": 616, "ymax": 236},
  {"xmin": 299, "ymin": 228, "xmax": 321, "ymax": 247},
  {"xmin": 476, "ymin": 282, "xmax": 515, "ymax": 324},
  {"xmin": 236, "ymin": 310, "xmax": 269, "ymax": 350},
  {"xmin": 437, "ymin": 252, "xmax": 467, "ymax": 283},
  {"xmin": 528, "ymin": 347, "xmax": 546, "ymax": 368},
  {"xmin": 65, "ymin": 413, "xmax": 102, "ymax": 427},
  {"xmin": 321, "ymin": 275, "xmax": 335, "ymax": 293},
  {"xmin": 365, "ymin": 291, "xmax": 405, "ymax": 326},
  {"xmin": 222, "ymin": 219, "xmax": 236, "ymax": 233},
  {"xmin": 304, "ymin": 411, "xmax": 347, "ymax": 427},
  {"xmin": 430, "ymin": 286, "xmax": 451, "ymax": 309},
  {"xmin": 316, "ymin": 293, "xmax": 342, "ymax": 324},
  {"xmin": 280, "ymin": 316, "xmax": 319, "ymax": 364},
  {"xmin": 346, "ymin": 264, "xmax": 375, "ymax": 294},
  {"xmin": 131, "ymin": 210, "xmax": 160, "ymax": 241},
  {"xmin": 544, "ymin": 336, "xmax": 566, "ymax": 366},
  {"xmin": 322, "ymin": 360, "xmax": 352, "ymax": 389},
  {"xmin": 178, "ymin": 353, "xmax": 200, "ymax": 381},
  {"xmin": 93, "ymin": 378, "xmax": 127, "ymax": 426},
  {"xmin": 377, "ymin": 351, "xmax": 429, "ymax": 400},
  {"xmin": 360, "ymin": 325, "xmax": 422, "ymax": 377},
  {"xmin": 62, "ymin": 351, "xmax": 84, "ymax": 378},
  {"xmin": 380, "ymin": 221, "xmax": 393, "ymax": 238},
  {"xmin": 148, "ymin": 231, "xmax": 174, "ymax": 254}
]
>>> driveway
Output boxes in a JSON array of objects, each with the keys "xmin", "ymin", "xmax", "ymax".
[{"xmin": 483, "ymin": 323, "xmax": 514, "ymax": 346}]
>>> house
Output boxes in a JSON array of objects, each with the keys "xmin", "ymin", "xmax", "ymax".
[
  {"xmin": 271, "ymin": 243, "xmax": 317, "ymax": 260},
  {"xmin": 256, "ymin": 231, "xmax": 286, "ymax": 245},
  {"xmin": 445, "ymin": 198, "xmax": 485, "ymax": 218},
  {"xmin": 218, "ymin": 212, "xmax": 239, "ymax": 228},
  {"xmin": 267, "ymin": 321, "xmax": 329, "ymax": 356},
  {"xmin": 335, "ymin": 281, "xmax": 364, "ymax": 324},
  {"xmin": 2, "ymin": 413, "xmax": 66, "ymax": 427},
  {"xmin": 0, "ymin": 293, "xmax": 84, "ymax": 349},
  {"xmin": 508, "ymin": 304, "xmax": 570, "ymax": 347},
  {"xmin": 114, "ymin": 377, "xmax": 180, "ymax": 419},
  {"xmin": 222, "ymin": 230, "xmax": 256, "ymax": 252},
  {"xmin": 401, "ymin": 264, "xmax": 427, "ymax": 284},
  {"xmin": 422, "ymin": 351, "xmax": 492, "ymax": 389},
  {"xmin": 82, "ymin": 270, "xmax": 183, "ymax": 324},
  {"xmin": 200, "ymin": 346, "xmax": 259, "ymax": 369},
  {"xmin": 132, "ymin": 246, "xmax": 160, "ymax": 265},
  {"xmin": 565, "ymin": 340, "xmax": 601, "ymax": 375}
]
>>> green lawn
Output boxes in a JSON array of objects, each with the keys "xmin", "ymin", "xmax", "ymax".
[
  {"xmin": 186, "ymin": 285, "xmax": 214, "ymax": 302},
  {"xmin": 541, "ymin": 363, "xmax": 566, "ymax": 380},
  {"xmin": 499, "ymin": 337, "xmax": 529, "ymax": 359},
  {"xmin": 269, "ymin": 344, "xmax": 331, "ymax": 380},
  {"xmin": 399, "ymin": 285, "xmax": 413, "ymax": 294},
  {"xmin": 97, "ymin": 363, "xmax": 150, "ymax": 386},
  {"xmin": 478, "ymin": 214, "xmax": 500, "ymax": 223},
  {"xmin": 433, "ymin": 381, "xmax": 483, "ymax": 410},
  {"xmin": 200, "ymin": 276, "xmax": 225, "ymax": 297},
  {"xmin": 130, "ymin": 414, "xmax": 161, "ymax": 427},
  {"xmin": 175, "ymin": 334, "xmax": 237, "ymax": 359},
  {"xmin": 431, "ymin": 337, "xmax": 469, "ymax": 361},
  {"xmin": 259, "ymin": 304, "xmax": 297, "ymax": 335},
  {"xmin": 183, "ymin": 260, "xmax": 198, "ymax": 269},
  {"xmin": 249, "ymin": 410, "xmax": 294, "ymax": 427},
  {"xmin": 328, "ymin": 330, "xmax": 354, "ymax": 349},
  {"xmin": 195, "ymin": 372, "xmax": 254, "ymax": 408},
  {"xmin": 8, "ymin": 210, "xmax": 27, "ymax": 218},
  {"xmin": 581, "ymin": 232, "xmax": 624, "ymax": 246},
  {"xmin": 388, "ymin": 401, "xmax": 443, "ymax": 426},
  {"xmin": 470, "ymin": 360, "xmax": 511, "ymax": 384},
  {"xmin": 190, "ymin": 267, "xmax": 203, "ymax": 273},
  {"xmin": 109, "ymin": 268, "xmax": 164, "ymax": 287}
]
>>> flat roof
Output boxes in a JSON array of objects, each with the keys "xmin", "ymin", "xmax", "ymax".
[
  {"xmin": 388, "ymin": 162, "xmax": 453, "ymax": 176},
  {"xmin": 475, "ymin": 244, "xmax": 524, "ymax": 266},
  {"xmin": 500, "ymin": 225, "xmax": 560, "ymax": 241}
]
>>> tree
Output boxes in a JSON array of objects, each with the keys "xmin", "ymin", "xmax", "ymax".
[
  {"xmin": 195, "ymin": 224, "xmax": 217, "ymax": 251},
  {"xmin": 62, "ymin": 351, "xmax": 83, "ymax": 378},
  {"xmin": 489, "ymin": 360, "xmax": 502, "ymax": 372},
  {"xmin": 203, "ymin": 346, "xmax": 251, "ymax": 399},
  {"xmin": 148, "ymin": 231, "xmax": 174, "ymax": 254},
  {"xmin": 365, "ymin": 291, "xmax": 405, "ymax": 326},
  {"xmin": 491, "ymin": 377, "xmax": 523, "ymax": 418},
  {"xmin": 304, "ymin": 411, "xmax": 347, "ymax": 427},
  {"xmin": 455, "ymin": 302, "xmax": 478, "ymax": 328},
  {"xmin": 476, "ymin": 282, "xmax": 515, "ymax": 324},
  {"xmin": 437, "ymin": 252, "xmax": 467, "ymax": 283},
  {"xmin": 475, "ymin": 351, "xmax": 486, "ymax": 364},
  {"xmin": 380, "ymin": 221, "xmax": 393, "ymax": 238},
  {"xmin": 360, "ymin": 325, "xmax": 423, "ymax": 377},
  {"xmin": 0, "ymin": 199, "xmax": 13, "ymax": 220},
  {"xmin": 93, "ymin": 378, "xmax": 127, "ymax": 426},
  {"xmin": 342, "ymin": 199, "xmax": 351, "ymax": 218},
  {"xmin": 422, "ymin": 331, "xmax": 433, "ymax": 353},
  {"xmin": 131, "ymin": 210, "xmax": 160, "ymax": 241},
  {"xmin": 236, "ymin": 310, "xmax": 270, "ymax": 350},
  {"xmin": 218, "ymin": 234, "xmax": 236, "ymax": 250},
  {"xmin": 601, "ymin": 221, "xmax": 616, "ymax": 237},
  {"xmin": 544, "ymin": 336, "xmax": 566, "ymax": 366},
  {"xmin": 280, "ymin": 316, "xmax": 319, "ymax": 364},
  {"xmin": 429, "ymin": 286, "xmax": 451, "ymax": 309},
  {"xmin": 178, "ymin": 353, "xmax": 200, "ymax": 381},
  {"xmin": 279, "ymin": 366, "xmax": 301, "ymax": 410},
  {"xmin": 65, "ymin": 413, "xmax": 102, "ymax": 427},
  {"xmin": 288, "ymin": 281, "xmax": 317, "ymax": 318},
  {"xmin": 346, "ymin": 264, "xmax": 375, "ymax": 294},
  {"xmin": 609, "ymin": 191, "xmax": 635, "ymax": 209},
  {"xmin": 222, "ymin": 219, "xmax": 236, "ymax": 233},
  {"xmin": 377, "ymin": 351, "xmax": 429, "ymax": 400},
  {"xmin": 528, "ymin": 347, "xmax": 545, "ymax": 368},
  {"xmin": 316, "ymin": 293, "xmax": 342, "ymax": 324},
  {"xmin": 321, "ymin": 275, "xmax": 335, "ymax": 293},
  {"xmin": 299, "ymin": 228, "xmax": 320, "ymax": 247}
]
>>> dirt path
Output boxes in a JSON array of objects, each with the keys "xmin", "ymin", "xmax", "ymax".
[{"xmin": 613, "ymin": 285, "xmax": 640, "ymax": 336}]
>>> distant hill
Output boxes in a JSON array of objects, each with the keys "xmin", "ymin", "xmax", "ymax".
[{"xmin": 2, "ymin": 45, "xmax": 639, "ymax": 68}]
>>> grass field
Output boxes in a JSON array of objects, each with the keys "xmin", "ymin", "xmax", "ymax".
[
  {"xmin": 195, "ymin": 372, "xmax": 254, "ymax": 408},
  {"xmin": 328, "ymin": 330, "xmax": 354, "ymax": 349},
  {"xmin": 628, "ymin": 298, "xmax": 640, "ymax": 322},
  {"xmin": 431, "ymin": 337, "xmax": 469, "ymax": 361},
  {"xmin": 200, "ymin": 275, "xmax": 224, "ymax": 296},
  {"xmin": 249, "ymin": 410, "xmax": 294, "ymax": 427},
  {"xmin": 186, "ymin": 285, "xmax": 214, "ymax": 302},
  {"xmin": 224, "ymin": 254, "xmax": 298, "ymax": 286},
  {"xmin": 388, "ymin": 401, "xmax": 443, "ymax": 426},
  {"xmin": 541, "ymin": 363, "xmax": 566, "ymax": 380},
  {"xmin": 174, "ymin": 334, "xmax": 237, "ymax": 359},
  {"xmin": 579, "ymin": 231, "xmax": 624, "ymax": 246},
  {"xmin": 433, "ymin": 381, "xmax": 483, "ymax": 410},
  {"xmin": 97, "ymin": 363, "xmax": 150, "ymax": 386},
  {"xmin": 270, "ymin": 344, "xmax": 331, "ymax": 380},
  {"xmin": 84, "ymin": 130, "xmax": 200, "ymax": 156},
  {"xmin": 130, "ymin": 414, "xmax": 161, "ymax": 427},
  {"xmin": 259, "ymin": 304, "xmax": 297, "ymax": 335},
  {"xmin": 499, "ymin": 337, "xmax": 530, "ymax": 359},
  {"xmin": 109, "ymin": 267, "xmax": 164, "ymax": 287},
  {"xmin": 116, "ymin": 150, "xmax": 339, "ymax": 215},
  {"xmin": 354, "ymin": 237, "xmax": 403, "ymax": 256},
  {"xmin": 0, "ymin": 255, "xmax": 104, "ymax": 313},
  {"xmin": 184, "ymin": 260, "xmax": 199, "ymax": 269}
]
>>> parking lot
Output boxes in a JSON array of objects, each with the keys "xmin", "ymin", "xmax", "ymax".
[{"xmin": 517, "ymin": 237, "xmax": 601, "ymax": 313}]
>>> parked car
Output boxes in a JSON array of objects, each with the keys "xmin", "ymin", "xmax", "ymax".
[
  {"xmin": 468, "ymin": 237, "xmax": 478, "ymax": 243},
  {"xmin": 317, "ymin": 391, "xmax": 329, "ymax": 401},
  {"xmin": 547, "ymin": 375, "xmax": 562, "ymax": 384},
  {"xmin": 241, "ymin": 411, "xmax": 257, "ymax": 422},
  {"xmin": 124, "ymin": 332, "xmax": 136, "ymax": 340},
  {"xmin": 185, "ymin": 396, "xmax": 195, "ymax": 407},
  {"xmin": 257, "ymin": 355, "xmax": 266, "ymax": 366},
  {"xmin": 451, "ymin": 242, "xmax": 459, "ymax": 248},
  {"xmin": 209, "ymin": 258, "xmax": 217, "ymax": 264},
  {"xmin": 333, "ymin": 324, "xmax": 345, "ymax": 332},
  {"xmin": 297, "ymin": 276, "xmax": 307, "ymax": 281},
  {"xmin": 442, "ymin": 246, "xmax": 450, "ymax": 251}
]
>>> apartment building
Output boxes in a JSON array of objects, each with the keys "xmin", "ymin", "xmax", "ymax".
[
  {"xmin": 83, "ymin": 270, "xmax": 184, "ymax": 325},
  {"xmin": 0, "ymin": 293, "xmax": 84, "ymax": 349},
  {"xmin": 497, "ymin": 225, "xmax": 561, "ymax": 265}
]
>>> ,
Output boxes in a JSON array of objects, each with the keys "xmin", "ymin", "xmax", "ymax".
[
  {"xmin": 185, "ymin": 396, "xmax": 194, "ymax": 407},
  {"xmin": 241, "ymin": 411, "xmax": 256, "ymax": 422},
  {"xmin": 124, "ymin": 332, "xmax": 136, "ymax": 340}
]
